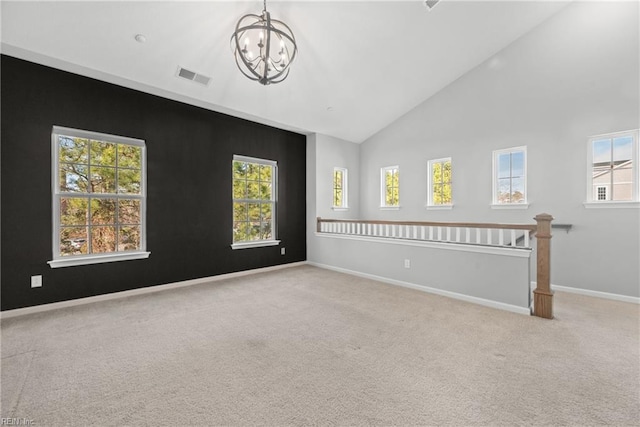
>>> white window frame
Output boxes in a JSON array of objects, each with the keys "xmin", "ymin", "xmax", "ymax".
[
  {"xmin": 427, "ymin": 157, "xmax": 453, "ymax": 210},
  {"xmin": 491, "ymin": 146, "xmax": 529, "ymax": 209},
  {"xmin": 380, "ymin": 165, "xmax": 400, "ymax": 209},
  {"xmin": 231, "ymin": 155, "xmax": 280, "ymax": 249},
  {"xmin": 332, "ymin": 167, "xmax": 349, "ymax": 211},
  {"xmin": 584, "ymin": 129, "xmax": 639, "ymax": 209},
  {"xmin": 48, "ymin": 126, "xmax": 150, "ymax": 268}
]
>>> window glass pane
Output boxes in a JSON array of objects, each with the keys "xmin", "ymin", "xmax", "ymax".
[
  {"xmin": 60, "ymin": 197, "xmax": 88, "ymax": 226},
  {"xmin": 334, "ymin": 170, "xmax": 343, "ymax": 189},
  {"xmin": 118, "ymin": 199, "xmax": 141, "ymax": 224},
  {"xmin": 497, "ymin": 153, "xmax": 511, "ymax": 179},
  {"xmin": 511, "ymin": 151, "xmax": 525, "ymax": 177},
  {"xmin": 432, "ymin": 163, "xmax": 443, "ymax": 183},
  {"xmin": 59, "ymin": 163, "xmax": 89, "ymax": 192},
  {"xmin": 91, "ymin": 226, "xmax": 116, "ymax": 253},
  {"xmin": 612, "ymin": 168, "xmax": 633, "ymax": 201},
  {"xmin": 91, "ymin": 167, "xmax": 116, "ymax": 193},
  {"xmin": 259, "ymin": 165, "xmax": 272, "ymax": 182},
  {"xmin": 334, "ymin": 189, "xmax": 342, "ymax": 206},
  {"xmin": 90, "ymin": 199, "xmax": 116, "ymax": 224},
  {"xmin": 233, "ymin": 222, "xmax": 249, "ymax": 243},
  {"xmin": 443, "ymin": 161, "xmax": 451, "ymax": 183},
  {"xmin": 90, "ymin": 140, "xmax": 116, "ymax": 166},
  {"xmin": 392, "ymin": 169, "xmax": 399, "ymax": 187},
  {"xmin": 260, "ymin": 222, "xmax": 272, "ymax": 240},
  {"xmin": 260, "ymin": 183, "xmax": 272, "ymax": 200},
  {"xmin": 117, "ymin": 168, "xmax": 141, "ymax": 194},
  {"xmin": 60, "ymin": 227, "xmax": 88, "ymax": 256},
  {"xmin": 233, "ymin": 161, "xmax": 247, "ymax": 179},
  {"xmin": 248, "ymin": 203, "xmax": 261, "ymax": 221},
  {"xmin": 442, "ymin": 183, "xmax": 452, "ymax": 204},
  {"xmin": 59, "ymin": 137, "xmax": 88, "ymax": 164},
  {"xmin": 261, "ymin": 203, "xmax": 272, "ymax": 221},
  {"xmin": 592, "ymin": 139, "xmax": 611, "ymax": 164},
  {"xmin": 118, "ymin": 145, "xmax": 142, "ymax": 169},
  {"xmin": 511, "ymin": 177, "xmax": 525, "ymax": 202},
  {"xmin": 233, "ymin": 179, "xmax": 247, "ymax": 199},
  {"xmin": 613, "ymin": 136, "xmax": 633, "ymax": 163},
  {"xmin": 233, "ymin": 202, "xmax": 248, "ymax": 222},
  {"xmin": 249, "ymin": 222, "xmax": 261, "ymax": 240},
  {"xmin": 247, "ymin": 182, "xmax": 261, "ymax": 199},
  {"xmin": 247, "ymin": 163, "xmax": 260, "ymax": 179},
  {"xmin": 118, "ymin": 226, "xmax": 141, "ymax": 251},
  {"xmin": 497, "ymin": 178, "xmax": 511, "ymax": 203}
]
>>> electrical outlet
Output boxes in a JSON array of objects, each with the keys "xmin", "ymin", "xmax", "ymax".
[
  {"xmin": 281, "ymin": 247, "xmax": 286, "ymax": 255},
  {"xmin": 31, "ymin": 275, "xmax": 42, "ymax": 288},
  {"xmin": 404, "ymin": 259, "xmax": 411, "ymax": 269}
]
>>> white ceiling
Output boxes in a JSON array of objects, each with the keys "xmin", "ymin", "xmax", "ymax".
[{"xmin": 1, "ymin": 0, "xmax": 570, "ymax": 143}]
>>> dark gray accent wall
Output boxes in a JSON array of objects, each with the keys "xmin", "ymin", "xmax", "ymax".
[{"xmin": 1, "ymin": 55, "xmax": 307, "ymax": 311}]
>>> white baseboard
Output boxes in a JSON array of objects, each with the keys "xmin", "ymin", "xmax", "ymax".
[
  {"xmin": 540, "ymin": 282, "xmax": 639, "ymax": 304},
  {"xmin": 0, "ymin": 262, "xmax": 307, "ymax": 319},
  {"xmin": 308, "ymin": 261, "xmax": 531, "ymax": 316}
]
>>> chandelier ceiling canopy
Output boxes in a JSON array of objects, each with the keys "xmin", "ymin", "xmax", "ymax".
[{"xmin": 231, "ymin": 0, "xmax": 298, "ymax": 86}]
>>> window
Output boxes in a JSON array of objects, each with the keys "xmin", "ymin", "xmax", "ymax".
[
  {"xmin": 49, "ymin": 126, "xmax": 149, "ymax": 268},
  {"xmin": 427, "ymin": 158, "xmax": 452, "ymax": 208},
  {"xmin": 232, "ymin": 155, "xmax": 279, "ymax": 249},
  {"xmin": 492, "ymin": 146, "xmax": 527, "ymax": 207},
  {"xmin": 332, "ymin": 167, "xmax": 348, "ymax": 209},
  {"xmin": 381, "ymin": 166, "xmax": 400, "ymax": 208},
  {"xmin": 587, "ymin": 130, "xmax": 638, "ymax": 205}
]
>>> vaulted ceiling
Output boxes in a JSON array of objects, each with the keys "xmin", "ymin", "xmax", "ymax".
[{"xmin": 1, "ymin": 1, "xmax": 570, "ymax": 142}]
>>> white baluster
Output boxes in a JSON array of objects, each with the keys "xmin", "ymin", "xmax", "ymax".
[
  {"xmin": 456, "ymin": 227, "xmax": 461, "ymax": 242},
  {"xmin": 487, "ymin": 229, "xmax": 493, "ymax": 245},
  {"xmin": 437, "ymin": 227, "xmax": 442, "ymax": 241},
  {"xmin": 466, "ymin": 227, "xmax": 471, "ymax": 243},
  {"xmin": 446, "ymin": 227, "xmax": 451, "ymax": 241},
  {"xmin": 429, "ymin": 226, "xmax": 434, "ymax": 240},
  {"xmin": 499, "ymin": 229, "xmax": 504, "ymax": 246},
  {"xmin": 476, "ymin": 228, "xmax": 481, "ymax": 244},
  {"xmin": 421, "ymin": 226, "xmax": 425, "ymax": 240},
  {"xmin": 511, "ymin": 229, "xmax": 516, "ymax": 247},
  {"xmin": 524, "ymin": 230, "xmax": 530, "ymax": 248}
]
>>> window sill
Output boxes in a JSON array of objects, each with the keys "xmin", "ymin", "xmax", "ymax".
[
  {"xmin": 48, "ymin": 251, "xmax": 150, "ymax": 268},
  {"xmin": 332, "ymin": 207, "xmax": 349, "ymax": 212},
  {"xmin": 231, "ymin": 240, "xmax": 281, "ymax": 250},
  {"xmin": 491, "ymin": 203, "xmax": 530, "ymax": 210},
  {"xmin": 583, "ymin": 201, "xmax": 639, "ymax": 209},
  {"xmin": 379, "ymin": 206, "xmax": 401, "ymax": 211},
  {"xmin": 426, "ymin": 205, "xmax": 453, "ymax": 211}
]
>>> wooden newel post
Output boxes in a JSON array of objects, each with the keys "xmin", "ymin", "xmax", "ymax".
[{"xmin": 533, "ymin": 213, "xmax": 554, "ymax": 319}]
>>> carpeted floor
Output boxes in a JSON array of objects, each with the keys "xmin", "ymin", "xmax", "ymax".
[{"xmin": 1, "ymin": 265, "xmax": 639, "ymax": 426}]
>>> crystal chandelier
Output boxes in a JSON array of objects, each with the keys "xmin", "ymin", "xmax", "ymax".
[{"xmin": 231, "ymin": 0, "xmax": 298, "ymax": 85}]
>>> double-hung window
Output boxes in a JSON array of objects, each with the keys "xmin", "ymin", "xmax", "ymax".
[
  {"xmin": 49, "ymin": 126, "xmax": 149, "ymax": 268},
  {"xmin": 427, "ymin": 158, "xmax": 452, "ymax": 208},
  {"xmin": 586, "ymin": 130, "xmax": 639, "ymax": 207},
  {"xmin": 492, "ymin": 146, "xmax": 528, "ymax": 208},
  {"xmin": 332, "ymin": 167, "xmax": 348, "ymax": 210},
  {"xmin": 380, "ymin": 166, "xmax": 400, "ymax": 208},
  {"xmin": 232, "ymin": 155, "xmax": 279, "ymax": 249}
]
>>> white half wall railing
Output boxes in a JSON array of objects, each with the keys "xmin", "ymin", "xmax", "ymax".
[{"xmin": 316, "ymin": 214, "xmax": 554, "ymax": 319}]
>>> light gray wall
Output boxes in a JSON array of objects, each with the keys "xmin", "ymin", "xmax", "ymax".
[
  {"xmin": 314, "ymin": 134, "xmax": 361, "ymax": 219},
  {"xmin": 358, "ymin": 1, "xmax": 639, "ymax": 297}
]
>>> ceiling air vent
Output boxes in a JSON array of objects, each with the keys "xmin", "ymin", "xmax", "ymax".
[
  {"xmin": 424, "ymin": 0, "xmax": 440, "ymax": 11},
  {"xmin": 176, "ymin": 66, "xmax": 211, "ymax": 86}
]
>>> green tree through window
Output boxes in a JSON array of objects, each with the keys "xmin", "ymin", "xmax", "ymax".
[
  {"xmin": 232, "ymin": 156, "xmax": 277, "ymax": 244},
  {"xmin": 53, "ymin": 127, "xmax": 146, "ymax": 261}
]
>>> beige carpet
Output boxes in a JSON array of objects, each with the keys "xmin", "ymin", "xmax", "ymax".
[{"xmin": 1, "ymin": 265, "xmax": 638, "ymax": 426}]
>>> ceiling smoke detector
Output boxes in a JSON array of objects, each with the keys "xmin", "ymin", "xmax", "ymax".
[{"xmin": 176, "ymin": 66, "xmax": 211, "ymax": 86}]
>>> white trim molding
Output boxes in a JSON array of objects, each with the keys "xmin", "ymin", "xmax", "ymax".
[
  {"xmin": 1, "ymin": 262, "xmax": 306, "ymax": 319},
  {"xmin": 231, "ymin": 240, "xmax": 281, "ymax": 250},
  {"xmin": 583, "ymin": 201, "xmax": 639, "ymax": 209},
  {"xmin": 531, "ymin": 281, "xmax": 640, "ymax": 304},
  {"xmin": 309, "ymin": 262, "xmax": 531, "ymax": 315},
  {"xmin": 48, "ymin": 251, "xmax": 150, "ymax": 268}
]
